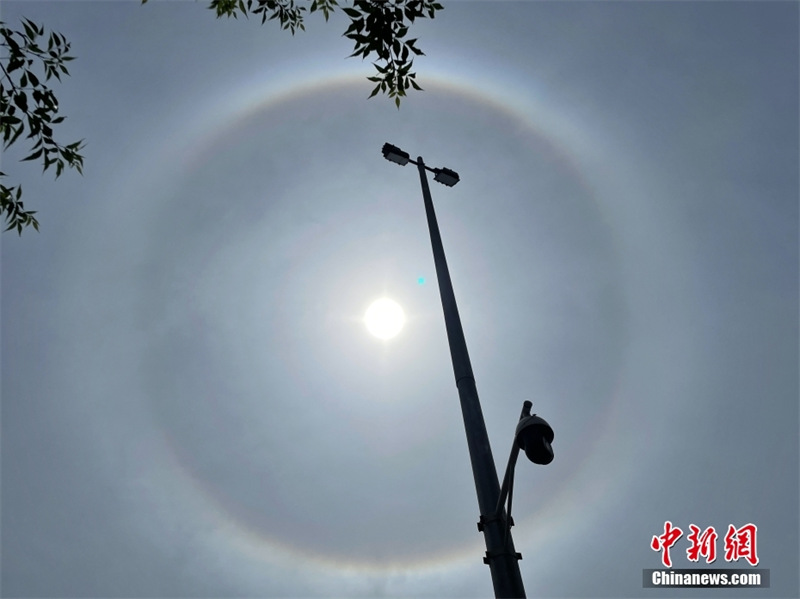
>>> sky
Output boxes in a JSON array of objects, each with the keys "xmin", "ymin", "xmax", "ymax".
[{"xmin": 1, "ymin": 1, "xmax": 798, "ymax": 598}]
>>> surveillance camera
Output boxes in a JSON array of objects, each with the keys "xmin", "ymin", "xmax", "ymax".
[{"xmin": 515, "ymin": 414, "xmax": 554, "ymax": 465}]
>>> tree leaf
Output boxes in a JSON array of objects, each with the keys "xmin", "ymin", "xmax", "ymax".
[
  {"xmin": 21, "ymin": 147, "xmax": 43, "ymax": 162},
  {"xmin": 22, "ymin": 18, "xmax": 37, "ymax": 41},
  {"xmin": 13, "ymin": 93, "xmax": 28, "ymax": 112}
]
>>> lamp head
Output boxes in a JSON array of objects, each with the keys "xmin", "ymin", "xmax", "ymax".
[
  {"xmin": 382, "ymin": 143, "xmax": 410, "ymax": 166},
  {"xmin": 433, "ymin": 167, "xmax": 460, "ymax": 187},
  {"xmin": 515, "ymin": 414, "xmax": 554, "ymax": 465}
]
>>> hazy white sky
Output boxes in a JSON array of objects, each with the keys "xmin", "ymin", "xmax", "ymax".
[{"xmin": 2, "ymin": 2, "xmax": 798, "ymax": 597}]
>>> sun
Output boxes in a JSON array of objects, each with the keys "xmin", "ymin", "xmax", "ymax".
[{"xmin": 364, "ymin": 298, "xmax": 406, "ymax": 340}]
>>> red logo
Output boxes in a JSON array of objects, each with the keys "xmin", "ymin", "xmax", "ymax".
[
  {"xmin": 652, "ymin": 522, "xmax": 759, "ymax": 567},
  {"xmin": 724, "ymin": 523, "xmax": 759, "ymax": 566},
  {"xmin": 651, "ymin": 521, "xmax": 683, "ymax": 567},
  {"xmin": 686, "ymin": 524, "xmax": 718, "ymax": 563}
]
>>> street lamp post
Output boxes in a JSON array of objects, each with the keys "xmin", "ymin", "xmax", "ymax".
[{"xmin": 381, "ymin": 143, "xmax": 529, "ymax": 598}]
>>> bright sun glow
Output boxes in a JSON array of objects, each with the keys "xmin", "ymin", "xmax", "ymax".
[{"xmin": 364, "ymin": 298, "xmax": 405, "ymax": 340}]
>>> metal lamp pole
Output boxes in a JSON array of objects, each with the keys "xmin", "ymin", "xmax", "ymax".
[{"xmin": 382, "ymin": 144, "xmax": 526, "ymax": 598}]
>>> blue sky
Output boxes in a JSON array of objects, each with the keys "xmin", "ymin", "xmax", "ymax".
[{"xmin": 2, "ymin": 1, "xmax": 798, "ymax": 597}]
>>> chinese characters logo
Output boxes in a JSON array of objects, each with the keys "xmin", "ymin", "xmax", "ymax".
[{"xmin": 651, "ymin": 521, "xmax": 758, "ymax": 568}]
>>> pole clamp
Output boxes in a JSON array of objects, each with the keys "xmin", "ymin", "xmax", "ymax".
[
  {"xmin": 483, "ymin": 549, "xmax": 523, "ymax": 565},
  {"xmin": 477, "ymin": 513, "xmax": 514, "ymax": 532}
]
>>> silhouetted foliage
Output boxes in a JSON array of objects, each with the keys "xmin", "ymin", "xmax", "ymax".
[
  {"xmin": 1, "ymin": 1, "xmax": 442, "ymax": 234},
  {"xmin": 1, "ymin": 18, "xmax": 85, "ymax": 235},
  {"xmin": 181, "ymin": 0, "xmax": 442, "ymax": 107}
]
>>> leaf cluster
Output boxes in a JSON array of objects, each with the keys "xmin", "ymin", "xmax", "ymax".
[
  {"xmin": 0, "ymin": 173, "xmax": 38, "ymax": 234},
  {"xmin": 1, "ymin": 18, "xmax": 85, "ymax": 234},
  {"xmin": 344, "ymin": 0, "xmax": 442, "ymax": 108},
  {"xmin": 143, "ymin": 0, "xmax": 443, "ymax": 107}
]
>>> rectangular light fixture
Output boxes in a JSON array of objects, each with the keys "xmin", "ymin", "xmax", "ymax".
[
  {"xmin": 382, "ymin": 143, "xmax": 410, "ymax": 166},
  {"xmin": 434, "ymin": 167, "xmax": 460, "ymax": 187}
]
